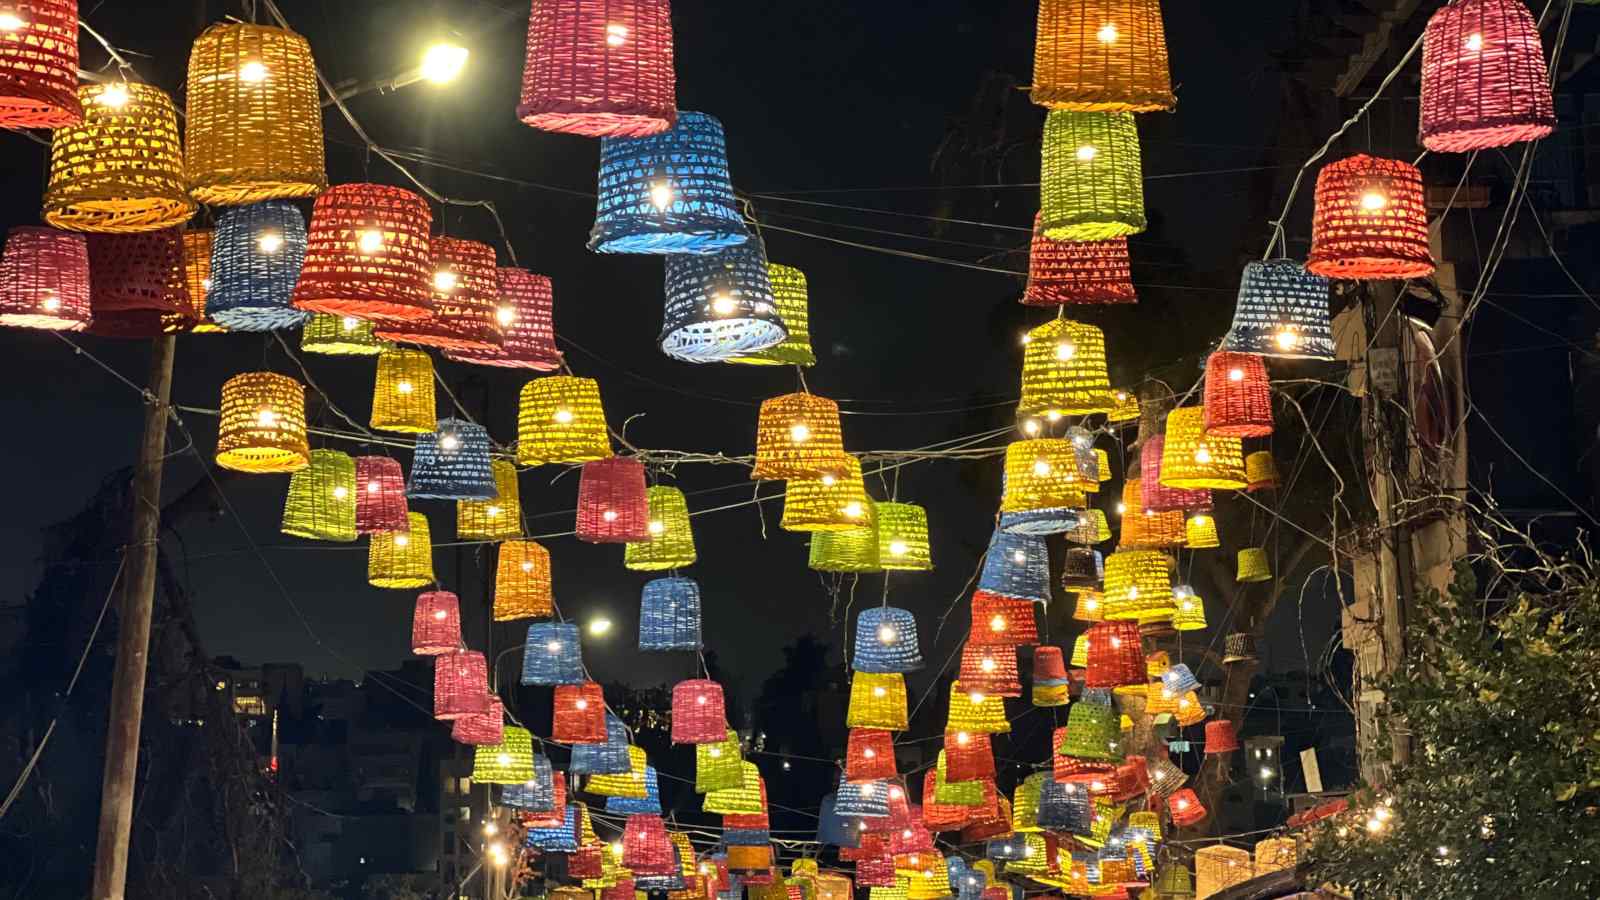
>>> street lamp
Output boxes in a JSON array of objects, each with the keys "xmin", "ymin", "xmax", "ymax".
[{"xmin": 323, "ymin": 40, "xmax": 470, "ymax": 107}]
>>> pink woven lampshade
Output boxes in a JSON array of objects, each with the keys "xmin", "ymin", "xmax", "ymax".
[
  {"xmin": 552, "ymin": 681, "xmax": 607, "ymax": 743},
  {"xmin": 1034, "ymin": 646, "xmax": 1068, "ymax": 682},
  {"xmin": 447, "ymin": 267, "xmax": 563, "ymax": 369},
  {"xmin": 1083, "ymin": 622, "xmax": 1144, "ymax": 688},
  {"xmin": 623, "ymin": 814, "xmax": 676, "ymax": 875},
  {"xmin": 1419, "ymin": 0, "xmax": 1555, "ymax": 153},
  {"xmin": 375, "ymin": 236, "xmax": 503, "ymax": 351},
  {"xmin": 1023, "ymin": 214, "xmax": 1135, "ymax": 306},
  {"xmin": 575, "ymin": 457, "xmax": 650, "ymax": 543},
  {"xmin": 434, "ymin": 650, "xmax": 490, "ymax": 720},
  {"xmin": 517, "ymin": 0, "xmax": 677, "ymax": 138},
  {"xmin": 845, "ymin": 728, "xmax": 897, "ymax": 782},
  {"xmin": 671, "ymin": 679, "xmax": 727, "ymax": 744},
  {"xmin": 291, "ymin": 183, "xmax": 434, "ymax": 322},
  {"xmin": 1140, "ymin": 437, "xmax": 1211, "ymax": 513},
  {"xmin": 0, "ymin": 0, "xmax": 80, "ymax": 128},
  {"xmin": 354, "ymin": 456, "xmax": 410, "ymax": 534},
  {"xmin": 969, "ymin": 591, "xmax": 1039, "ymax": 647},
  {"xmin": 959, "ymin": 643, "xmax": 1021, "ymax": 698},
  {"xmin": 411, "ymin": 591, "xmax": 462, "ymax": 655},
  {"xmin": 1203, "ymin": 352, "xmax": 1273, "ymax": 438},
  {"xmin": 0, "ymin": 226, "xmax": 91, "ymax": 331},
  {"xmin": 85, "ymin": 229, "xmax": 190, "ymax": 338},
  {"xmin": 1204, "ymin": 720, "xmax": 1241, "ymax": 754},
  {"xmin": 451, "ymin": 695, "xmax": 505, "ymax": 746}
]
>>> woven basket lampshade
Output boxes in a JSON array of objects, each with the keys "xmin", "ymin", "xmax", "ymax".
[
  {"xmin": 1040, "ymin": 110, "xmax": 1145, "ymax": 241},
  {"xmin": 816, "ymin": 874, "xmax": 853, "ymax": 900},
  {"xmin": 215, "ymin": 372, "xmax": 309, "ymax": 473},
  {"xmin": 978, "ymin": 532, "xmax": 1050, "ymax": 603},
  {"xmin": 44, "ymin": 83, "xmax": 194, "ymax": 233},
  {"xmin": 1159, "ymin": 408, "xmax": 1247, "ymax": 490},
  {"xmin": 1140, "ymin": 437, "xmax": 1210, "ymax": 513},
  {"xmin": 846, "ymin": 729, "xmax": 897, "ymax": 782},
  {"xmin": 1254, "ymin": 837, "xmax": 1298, "ymax": 875},
  {"xmin": 1065, "ymin": 508, "xmax": 1113, "ymax": 544},
  {"xmin": 1034, "ymin": 646, "xmax": 1069, "ymax": 686},
  {"xmin": 84, "ymin": 230, "xmax": 190, "ymax": 338},
  {"xmin": 1072, "ymin": 589, "xmax": 1105, "ymax": 623},
  {"xmin": 853, "ymin": 606, "xmax": 924, "ymax": 673},
  {"xmin": 370, "ymin": 348, "xmax": 437, "ymax": 433},
  {"xmin": 1185, "ymin": 513, "xmax": 1220, "ymax": 549},
  {"xmin": 433, "ymin": 649, "xmax": 489, "ymax": 719},
  {"xmin": 302, "ymin": 312, "xmax": 382, "ymax": 355},
  {"xmin": 524, "ymin": 803, "xmax": 578, "ymax": 850},
  {"xmin": 206, "ymin": 200, "xmax": 310, "ymax": 330},
  {"xmin": 1305, "ymin": 154, "xmax": 1433, "ymax": 280},
  {"xmin": 942, "ymin": 732, "xmax": 994, "ymax": 784},
  {"xmin": 505, "ymin": 761, "xmax": 559, "ymax": 812},
  {"xmin": 517, "ymin": 376, "xmax": 612, "ymax": 465},
  {"xmin": 354, "ymin": 457, "xmax": 408, "ymax": 534},
  {"xmin": 1151, "ymin": 865, "xmax": 1193, "ymax": 898},
  {"xmin": 1171, "ymin": 585, "xmax": 1207, "ymax": 631},
  {"xmin": 553, "ymin": 681, "xmax": 608, "ymax": 743},
  {"xmin": 832, "ymin": 776, "xmax": 886, "ymax": 820},
  {"xmin": 672, "ymin": 679, "xmax": 727, "ymax": 744},
  {"xmin": 752, "ymin": 392, "xmax": 849, "ymax": 480},
  {"xmin": 0, "ymin": 226, "xmax": 90, "ymax": 331},
  {"xmin": 169, "ymin": 229, "xmax": 225, "ymax": 333},
  {"xmin": 1203, "ymin": 352, "xmax": 1272, "ymax": 438},
  {"xmin": 451, "ymin": 695, "xmax": 505, "ymax": 746},
  {"xmin": 1420, "ymin": 0, "xmax": 1555, "ymax": 152},
  {"xmin": 458, "ymin": 460, "xmax": 522, "ymax": 541},
  {"xmin": 411, "ymin": 590, "xmax": 461, "ymax": 655},
  {"xmin": 1018, "ymin": 318, "xmax": 1114, "ymax": 418},
  {"xmin": 639, "ymin": 576, "xmax": 702, "ymax": 651},
  {"xmin": 184, "ymin": 23, "xmax": 325, "ymax": 205},
  {"xmin": 368, "ymin": 512, "xmax": 434, "ymax": 588},
  {"xmin": 1102, "ymin": 550, "xmax": 1173, "ymax": 621},
  {"xmin": 1161, "ymin": 663, "xmax": 1199, "ymax": 699},
  {"xmin": 704, "ymin": 761, "xmax": 766, "ymax": 814},
  {"xmin": 376, "ymin": 236, "xmax": 503, "ymax": 351},
  {"xmin": 517, "ymin": 0, "xmax": 676, "ymax": 137},
  {"xmin": 1063, "ymin": 546, "xmax": 1104, "ymax": 591},
  {"xmin": 609, "ymin": 770, "xmax": 664, "ymax": 818},
  {"xmin": 1237, "ymin": 548, "xmax": 1272, "ymax": 583},
  {"xmin": 576, "ymin": 457, "xmax": 651, "ymax": 542},
  {"xmin": 1030, "ymin": 0, "xmax": 1175, "ymax": 112},
  {"xmin": 1166, "ymin": 788, "xmax": 1205, "ymax": 828},
  {"xmin": 1070, "ymin": 633, "xmax": 1090, "ymax": 668},
  {"xmin": 810, "ymin": 523, "xmax": 883, "ymax": 574},
  {"xmin": 281, "ymin": 449, "xmax": 358, "ymax": 541},
  {"xmin": 1220, "ymin": 260, "xmax": 1335, "ymax": 360},
  {"xmin": 730, "ymin": 262, "xmax": 816, "ymax": 366},
  {"xmin": 876, "ymin": 503, "xmax": 933, "ymax": 571},
  {"xmin": 590, "ymin": 110, "xmax": 748, "ymax": 254},
  {"xmin": 1002, "ymin": 438, "xmax": 1091, "ymax": 513},
  {"xmin": 696, "ymin": 729, "xmax": 743, "ymax": 792},
  {"xmin": 1023, "ymin": 214, "xmax": 1135, "ymax": 306},
  {"xmin": 408, "ymin": 419, "xmax": 497, "ymax": 501},
  {"xmin": 1175, "ymin": 690, "xmax": 1207, "ymax": 726},
  {"xmin": 960, "ymin": 643, "xmax": 1021, "ymax": 698},
  {"xmin": 290, "ymin": 183, "xmax": 433, "ymax": 322},
  {"xmin": 847, "ymin": 673, "xmax": 909, "ymax": 731},
  {"xmin": 947, "ymin": 681, "xmax": 1009, "ymax": 735},
  {"xmin": 1083, "ymin": 622, "xmax": 1144, "ymax": 688},
  {"xmin": 970, "ymin": 592, "xmax": 1039, "ymax": 648},
  {"xmin": 522, "ymin": 622, "xmax": 584, "ymax": 686},
  {"xmin": 448, "ymin": 267, "xmax": 563, "ymax": 369},
  {"xmin": 1107, "ymin": 389, "xmax": 1139, "ymax": 426},
  {"xmin": 783, "ymin": 456, "xmax": 874, "ymax": 531},
  {"xmin": 1059, "ymin": 697, "xmax": 1120, "ymax": 761},
  {"xmin": 626, "ymin": 485, "xmax": 698, "ymax": 570},
  {"xmin": 0, "ymin": 0, "xmax": 79, "ymax": 128},
  {"xmin": 571, "ymin": 714, "xmax": 631, "ymax": 775},
  {"xmin": 1245, "ymin": 451, "xmax": 1280, "ymax": 491},
  {"xmin": 1203, "ymin": 720, "xmax": 1241, "ymax": 755},
  {"xmin": 1119, "ymin": 481, "xmax": 1185, "ymax": 549},
  {"xmin": 1194, "ymin": 846, "xmax": 1251, "ymax": 897},
  {"xmin": 495, "ymin": 540, "xmax": 554, "ymax": 620},
  {"xmin": 474, "ymin": 727, "xmax": 537, "ymax": 785}
]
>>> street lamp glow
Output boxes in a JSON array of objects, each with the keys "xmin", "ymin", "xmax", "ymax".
[
  {"xmin": 588, "ymin": 617, "xmax": 613, "ymax": 637},
  {"xmin": 420, "ymin": 43, "xmax": 469, "ymax": 85}
]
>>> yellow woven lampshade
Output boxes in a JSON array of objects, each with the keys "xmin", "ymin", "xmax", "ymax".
[
  {"xmin": 1030, "ymin": 0, "xmax": 1174, "ymax": 112},
  {"xmin": 1034, "ymin": 683, "xmax": 1068, "ymax": 707},
  {"xmin": 752, "ymin": 392, "xmax": 849, "ymax": 480},
  {"xmin": 589, "ymin": 745, "xmax": 650, "ymax": 799},
  {"xmin": 302, "ymin": 312, "xmax": 384, "ymax": 356},
  {"xmin": 1175, "ymin": 691, "xmax": 1206, "ymax": 726},
  {"xmin": 1245, "ymin": 451, "xmax": 1280, "ymax": 491},
  {"xmin": 216, "ymin": 372, "xmax": 309, "ymax": 473},
  {"xmin": 473, "ymin": 726, "xmax": 536, "ymax": 784},
  {"xmin": 1118, "ymin": 480, "xmax": 1185, "ymax": 549},
  {"xmin": 1001, "ymin": 439, "xmax": 1091, "ymax": 512},
  {"xmin": 1254, "ymin": 837, "xmax": 1297, "ymax": 875},
  {"xmin": 905, "ymin": 861, "xmax": 950, "ymax": 900},
  {"xmin": 947, "ymin": 681, "xmax": 1009, "ymax": 735},
  {"xmin": 369, "ymin": 511, "xmax": 434, "ymax": 589},
  {"xmin": 1065, "ymin": 508, "xmax": 1112, "ymax": 544},
  {"xmin": 875, "ymin": 502, "xmax": 932, "ymax": 571},
  {"xmin": 1073, "ymin": 590, "xmax": 1105, "ymax": 622},
  {"xmin": 809, "ymin": 523, "xmax": 883, "ymax": 574},
  {"xmin": 1185, "ymin": 513, "xmax": 1220, "ymax": 549},
  {"xmin": 1070, "ymin": 634, "xmax": 1089, "ymax": 667},
  {"xmin": 44, "ymin": 83, "xmax": 195, "ymax": 233},
  {"xmin": 1102, "ymin": 550, "xmax": 1174, "ymax": 621},
  {"xmin": 1107, "ymin": 388, "xmax": 1139, "ymax": 424},
  {"xmin": 1095, "ymin": 448, "xmax": 1113, "ymax": 482},
  {"xmin": 1011, "ymin": 772, "xmax": 1045, "ymax": 832},
  {"xmin": 782, "ymin": 456, "xmax": 874, "ymax": 532},
  {"xmin": 868, "ymin": 880, "xmax": 909, "ymax": 900},
  {"xmin": 1018, "ymin": 318, "xmax": 1113, "ymax": 420},
  {"xmin": 1237, "ymin": 548, "xmax": 1272, "ymax": 583},
  {"xmin": 370, "ymin": 348, "xmax": 436, "ymax": 433},
  {"xmin": 495, "ymin": 540, "xmax": 552, "ymax": 620},
  {"xmin": 458, "ymin": 460, "xmax": 522, "ymax": 541},
  {"xmin": 625, "ymin": 485, "xmax": 698, "ymax": 571},
  {"xmin": 703, "ymin": 760, "xmax": 764, "ymax": 814},
  {"xmin": 1159, "ymin": 407, "xmax": 1247, "ymax": 490},
  {"xmin": 183, "ymin": 23, "xmax": 327, "ymax": 205},
  {"xmin": 171, "ymin": 229, "xmax": 225, "ymax": 333},
  {"xmin": 1171, "ymin": 586, "xmax": 1207, "ymax": 631},
  {"xmin": 1144, "ymin": 682, "xmax": 1178, "ymax": 716},
  {"xmin": 281, "ymin": 449, "xmax": 357, "ymax": 541},
  {"xmin": 517, "ymin": 376, "xmax": 612, "ymax": 465},
  {"xmin": 730, "ymin": 262, "xmax": 816, "ymax": 366},
  {"xmin": 695, "ymin": 729, "xmax": 744, "ymax": 793},
  {"xmin": 1195, "ymin": 845, "xmax": 1252, "ymax": 898},
  {"xmin": 846, "ymin": 673, "xmax": 908, "ymax": 730}
]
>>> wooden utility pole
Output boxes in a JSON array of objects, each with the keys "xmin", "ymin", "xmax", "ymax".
[{"xmin": 90, "ymin": 334, "xmax": 178, "ymax": 899}]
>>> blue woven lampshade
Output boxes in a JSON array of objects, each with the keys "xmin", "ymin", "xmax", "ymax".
[
  {"xmin": 527, "ymin": 804, "xmax": 580, "ymax": 851},
  {"xmin": 499, "ymin": 755, "xmax": 556, "ymax": 810},
  {"xmin": 606, "ymin": 766, "xmax": 663, "ymax": 814},
  {"xmin": 589, "ymin": 110, "xmax": 750, "ymax": 255},
  {"xmin": 408, "ymin": 418, "xmax": 497, "ymax": 500},
  {"xmin": 206, "ymin": 200, "xmax": 310, "ymax": 331},
  {"xmin": 1220, "ymin": 260, "xmax": 1335, "ymax": 360},
  {"xmin": 834, "ymin": 776, "xmax": 890, "ymax": 818},
  {"xmin": 816, "ymin": 794, "xmax": 862, "ymax": 848},
  {"xmin": 1038, "ymin": 779, "xmax": 1091, "ymax": 833},
  {"xmin": 1160, "ymin": 663, "xmax": 1199, "ymax": 696},
  {"xmin": 639, "ymin": 576, "xmax": 703, "ymax": 651},
  {"xmin": 660, "ymin": 239, "xmax": 787, "ymax": 362},
  {"xmin": 999, "ymin": 506, "xmax": 1083, "ymax": 537},
  {"xmin": 853, "ymin": 606, "xmax": 924, "ymax": 673},
  {"xmin": 521, "ymin": 622, "xmax": 585, "ymax": 686},
  {"xmin": 571, "ymin": 714, "xmax": 631, "ymax": 775},
  {"xmin": 978, "ymin": 531, "xmax": 1050, "ymax": 602}
]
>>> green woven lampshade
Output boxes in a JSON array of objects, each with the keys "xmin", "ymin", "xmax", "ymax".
[
  {"xmin": 473, "ymin": 726, "xmax": 535, "ymax": 784},
  {"xmin": 810, "ymin": 521, "xmax": 883, "ymax": 573},
  {"xmin": 280, "ymin": 449, "xmax": 358, "ymax": 541},
  {"xmin": 1040, "ymin": 110, "xmax": 1146, "ymax": 241},
  {"xmin": 1059, "ymin": 699, "xmax": 1121, "ymax": 761},
  {"xmin": 730, "ymin": 262, "xmax": 816, "ymax": 366},
  {"xmin": 703, "ymin": 760, "xmax": 764, "ymax": 814},
  {"xmin": 933, "ymin": 752, "xmax": 985, "ymax": 805},
  {"xmin": 1010, "ymin": 772, "xmax": 1046, "ymax": 833},
  {"xmin": 876, "ymin": 502, "xmax": 932, "ymax": 571},
  {"xmin": 625, "ymin": 485, "xmax": 698, "ymax": 571},
  {"xmin": 695, "ymin": 730, "xmax": 744, "ymax": 793},
  {"xmin": 301, "ymin": 312, "xmax": 385, "ymax": 356}
]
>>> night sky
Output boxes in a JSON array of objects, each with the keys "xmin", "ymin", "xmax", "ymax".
[{"xmin": 0, "ymin": 1, "xmax": 1331, "ymax": 693}]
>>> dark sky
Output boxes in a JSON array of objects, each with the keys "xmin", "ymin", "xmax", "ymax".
[{"xmin": 0, "ymin": 0, "xmax": 1323, "ymax": 691}]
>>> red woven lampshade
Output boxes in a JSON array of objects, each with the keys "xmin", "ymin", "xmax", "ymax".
[
  {"xmin": 1204, "ymin": 720, "xmax": 1241, "ymax": 754},
  {"xmin": 622, "ymin": 814, "xmax": 676, "ymax": 875},
  {"xmin": 1140, "ymin": 437, "xmax": 1210, "ymax": 513},
  {"xmin": 553, "ymin": 681, "xmax": 607, "ymax": 743},
  {"xmin": 575, "ymin": 457, "xmax": 650, "ymax": 543},
  {"xmin": 854, "ymin": 854, "xmax": 895, "ymax": 887},
  {"xmin": 568, "ymin": 845, "xmax": 603, "ymax": 879},
  {"xmin": 920, "ymin": 769, "xmax": 973, "ymax": 831},
  {"xmin": 1305, "ymin": 155, "xmax": 1433, "ymax": 280},
  {"xmin": 85, "ymin": 230, "xmax": 189, "ymax": 338},
  {"xmin": 959, "ymin": 643, "xmax": 1021, "ymax": 698},
  {"xmin": 451, "ymin": 695, "xmax": 504, "ymax": 746},
  {"xmin": 671, "ymin": 679, "xmax": 727, "ymax": 744},
  {"xmin": 517, "ymin": 0, "xmax": 676, "ymax": 138},
  {"xmin": 411, "ymin": 591, "xmax": 462, "ymax": 655},
  {"xmin": 845, "ymin": 728, "xmax": 897, "ymax": 782},
  {"xmin": 447, "ymin": 267, "xmax": 563, "ymax": 369},
  {"xmin": 1083, "ymin": 622, "xmax": 1144, "ymax": 688},
  {"xmin": 890, "ymin": 820, "xmax": 935, "ymax": 856},
  {"xmin": 1034, "ymin": 646, "xmax": 1068, "ymax": 682},
  {"xmin": 1420, "ymin": 0, "xmax": 1555, "ymax": 153},
  {"xmin": 960, "ymin": 799, "xmax": 1012, "ymax": 843},
  {"xmin": 1113, "ymin": 756, "xmax": 1150, "ymax": 801},
  {"xmin": 1203, "ymin": 352, "xmax": 1273, "ymax": 438},
  {"xmin": 291, "ymin": 183, "xmax": 434, "ymax": 322},
  {"xmin": 376, "ymin": 236, "xmax": 502, "ymax": 351},
  {"xmin": 1167, "ymin": 788, "xmax": 1206, "ymax": 827},
  {"xmin": 434, "ymin": 649, "xmax": 490, "ymax": 720},
  {"xmin": 942, "ymin": 731, "xmax": 994, "ymax": 782},
  {"xmin": 0, "ymin": 0, "xmax": 79, "ymax": 128},
  {"xmin": 0, "ymin": 226, "xmax": 91, "ymax": 331},
  {"xmin": 840, "ymin": 832, "xmax": 887, "ymax": 863},
  {"xmin": 354, "ymin": 456, "xmax": 409, "ymax": 534},
  {"xmin": 968, "ymin": 591, "xmax": 1039, "ymax": 647},
  {"xmin": 1023, "ymin": 214, "xmax": 1135, "ymax": 306},
  {"xmin": 723, "ymin": 777, "xmax": 770, "ymax": 830}
]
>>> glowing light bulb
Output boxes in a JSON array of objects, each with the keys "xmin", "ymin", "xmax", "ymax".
[
  {"xmin": 0, "ymin": 10, "xmax": 24, "ymax": 30},
  {"xmin": 1012, "ymin": 551, "xmax": 1026, "ymax": 564},
  {"xmin": 553, "ymin": 408, "xmax": 574, "ymax": 424},
  {"xmin": 989, "ymin": 614, "xmax": 1006, "ymax": 632},
  {"xmin": 648, "ymin": 519, "xmax": 666, "ymax": 535},
  {"xmin": 333, "ymin": 486, "xmax": 349, "ymax": 500},
  {"xmin": 1181, "ymin": 600, "xmax": 1195, "ymax": 612},
  {"xmin": 1046, "ymin": 410, "xmax": 1063, "ymax": 423},
  {"xmin": 394, "ymin": 534, "xmax": 409, "ymax": 547},
  {"xmin": 357, "ymin": 230, "xmax": 383, "ymax": 254},
  {"xmin": 521, "ymin": 560, "xmax": 534, "ymax": 572},
  {"xmin": 575, "ymin": 698, "xmax": 588, "ymax": 710},
  {"xmin": 202, "ymin": 278, "xmax": 213, "ymax": 292},
  {"xmin": 1097, "ymin": 22, "xmax": 1118, "ymax": 42},
  {"xmin": 238, "ymin": 60, "xmax": 268, "ymax": 82},
  {"xmin": 889, "ymin": 540, "xmax": 909, "ymax": 557},
  {"xmin": 1194, "ymin": 444, "xmax": 1213, "ymax": 464},
  {"xmin": 1438, "ymin": 846, "xmax": 1450, "ymax": 857},
  {"xmin": 497, "ymin": 752, "xmax": 512, "ymax": 766},
  {"xmin": 980, "ymin": 656, "xmax": 996, "ymax": 673},
  {"xmin": 888, "ymin": 786, "xmax": 902, "ymax": 800},
  {"xmin": 968, "ymin": 691, "xmax": 986, "ymax": 704},
  {"xmin": 1128, "ymin": 586, "xmax": 1140, "ymax": 600},
  {"xmin": 878, "ymin": 625, "xmax": 897, "ymax": 644},
  {"xmin": 433, "ymin": 609, "xmax": 447, "ymax": 621},
  {"xmin": 256, "ymin": 408, "xmax": 278, "ymax": 427},
  {"xmin": 496, "ymin": 306, "xmax": 515, "ymax": 327},
  {"xmin": 1109, "ymin": 636, "xmax": 1122, "ymax": 649},
  {"xmin": 433, "ymin": 269, "xmax": 458, "ymax": 292},
  {"xmin": 1076, "ymin": 144, "xmax": 1099, "ymax": 162},
  {"xmin": 1366, "ymin": 817, "xmax": 1384, "ymax": 833},
  {"xmin": 483, "ymin": 821, "xmax": 498, "ymax": 836},
  {"xmin": 1465, "ymin": 32, "xmax": 1483, "ymax": 52},
  {"xmin": 843, "ymin": 501, "xmax": 864, "ymax": 519},
  {"xmin": 711, "ymin": 294, "xmax": 736, "ymax": 315},
  {"xmin": 420, "ymin": 43, "xmax": 469, "ymax": 85},
  {"xmin": 820, "ymin": 473, "xmax": 837, "ymax": 487},
  {"xmin": 1090, "ymin": 780, "xmax": 1106, "ymax": 793},
  {"xmin": 256, "ymin": 231, "xmax": 283, "ymax": 254},
  {"xmin": 40, "ymin": 295, "xmax": 60, "ymax": 312},
  {"xmin": 1020, "ymin": 332, "xmax": 1032, "ymax": 346},
  {"xmin": 1228, "ymin": 367, "xmax": 1244, "ymax": 382},
  {"xmin": 486, "ymin": 505, "xmax": 502, "ymax": 517},
  {"xmin": 1032, "ymin": 459, "xmax": 1052, "ymax": 477},
  {"xmin": 955, "ymin": 731, "xmax": 970, "ymax": 746},
  {"xmin": 650, "ymin": 179, "xmax": 673, "ymax": 210},
  {"xmin": 606, "ymin": 23, "xmax": 629, "ymax": 45},
  {"xmin": 1054, "ymin": 341, "xmax": 1076, "ymax": 361},
  {"xmin": 1022, "ymin": 418, "xmax": 1041, "ymax": 436},
  {"xmin": 1275, "ymin": 330, "xmax": 1298, "ymax": 351},
  {"xmin": 695, "ymin": 694, "xmax": 707, "ymax": 705},
  {"xmin": 872, "ymin": 686, "xmax": 887, "ymax": 698},
  {"xmin": 863, "ymin": 748, "xmax": 876, "ymax": 759},
  {"xmin": 1084, "ymin": 598, "xmax": 1099, "ymax": 611},
  {"xmin": 1259, "ymin": 766, "xmax": 1273, "ymax": 779},
  {"xmin": 790, "ymin": 422, "xmax": 811, "ymax": 443},
  {"xmin": 98, "ymin": 84, "xmax": 129, "ymax": 108},
  {"xmin": 611, "ymin": 842, "xmax": 624, "ymax": 857},
  {"xmin": 1191, "ymin": 515, "xmax": 1209, "ymax": 527},
  {"xmin": 546, "ymin": 641, "xmax": 562, "ymax": 652},
  {"xmin": 342, "ymin": 316, "xmax": 360, "ymax": 332},
  {"xmin": 708, "ymin": 746, "xmax": 722, "ymax": 758},
  {"xmin": 602, "ymin": 509, "xmax": 618, "ymax": 522},
  {"xmin": 1115, "ymin": 501, "xmax": 1127, "ymax": 515},
  {"xmin": 1360, "ymin": 191, "xmax": 1388, "ymax": 211},
  {"xmin": 439, "ymin": 433, "xmax": 461, "ymax": 451}
]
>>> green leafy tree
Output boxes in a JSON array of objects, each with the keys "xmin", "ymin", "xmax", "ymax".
[{"xmin": 1305, "ymin": 559, "xmax": 1600, "ymax": 896}]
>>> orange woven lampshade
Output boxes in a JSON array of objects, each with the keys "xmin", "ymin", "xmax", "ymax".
[
  {"xmin": 553, "ymin": 681, "xmax": 608, "ymax": 743},
  {"xmin": 1117, "ymin": 480, "xmax": 1184, "ymax": 549},
  {"xmin": 1203, "ymin": 720, "xmax": 1241, "ymax": 754},
  {"xmin": 495, "ymin": 540, "xmax": 553, "ymax": 620},
  {"xmin": 1158, "ymin": 408, "xmax": 1247, "ymax": 490},
  {"xmin": 969, "ymin": 591, "xmax": 1038, "ymax": 648},
  {"xmin": 44, "ymin": 83, "xmax": 195, "ymax": 233},
  {"xmin": 1023, "ymin": 214, "xmax": 1135, "ymax": 306},
  {"xmin": 1305, "ymin": 154, "xmax": 1433, "ymax": 280},
  {"xmin": 1017, "ymin": 318, "xmax": 1114, "ymax": 419},
  {"xmin": 171, "ymin": 229, "xmax": 225, "ymax": 333},
  {"xmin": 290, "ymin": 183, "xmax": 434, "ymax": 322},
  {"xmin": 1203, "ymin": 352, "xmax": 1273, "ymax": 438},
  {"xmin": 215, "ymin": 372, "xmax": 309, "ymax": 473},
  {"xmin": 1083, "ymin": 621, "xmax": 1144, "ymax": 688},
  {"xmin": 752, "ymin": 392, "xmax": 848, "ymax": 480},
  {"xmin": 1030, "ymin": 0, "xmax": 1174, "ymax": 112},
  {"xmin": 1420, "ymin": 0, "xmax": 1555, "ymax": 153},
  {"xmin": 376, "ymin": 237, "xmax": 503, "ymax": 351},
  {"xmin": 0, "ymin": 0, "xmax": 80, "ymax": 128},
  {"xmin": 845, "ymin": 728, "xmax": 896, "ymax": 782}
]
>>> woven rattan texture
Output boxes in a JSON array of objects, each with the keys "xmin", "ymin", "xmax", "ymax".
[
  {"xmin": 0, "ymin": 0, "xmax": 79, "ymax": 128},
  {"xmin": 518, "ymin": 0, "xmax": 676, "ymax": 138},
  {"xmin": 377, "ymin": 236, "xmax": 502, "ymax": 351},
  {"xmin": 1306, "ymin": 154, "xmax": 1433, "ymax": 280},
  {"xmin": 1040, "ymin": 110, "xmax": 1145, "ymax": 241},
  {"xmin": 0, "ymin": 226, "xmax": 90, "ymax": 331},
  {"xmin": 291, "ymin": 183, "xmax": 434, "ymax": 321},
  {"xmin": 45, "ymin": 83, "xmax": 195, "ymax": 233},
  {"xmin": 1030, "ymin": 0, "xmax": 1174, "ymax": 112},
  {"xmin": 447, "ymin": 267, "xmax": 562, "ymax": 369},
  {"xmin": 1419, "ymin": 0, "xmax": 1555, "ymax": 152},
  {"xmin": 661, "ymin": 239, "xmax": 786, "ymax": 362},
  {"xmin": 589, "ymin": 110, "xmax": 748, "ymax": 254}
]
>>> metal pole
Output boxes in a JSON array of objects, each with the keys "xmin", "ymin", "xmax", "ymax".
[{"xmin": 90, "ymin": 334, "xmax": 178, "ymax": 899}]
